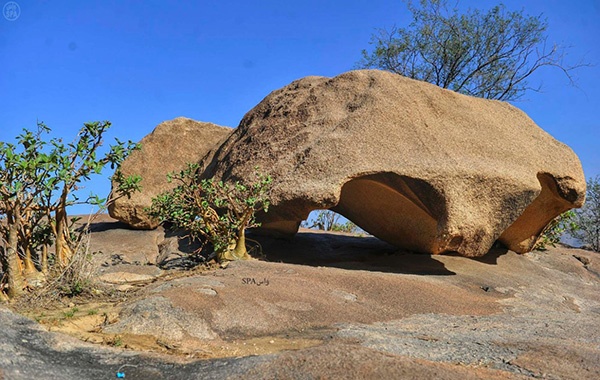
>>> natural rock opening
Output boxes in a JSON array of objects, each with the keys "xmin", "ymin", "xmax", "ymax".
[{"xmin": 332, "ymin": 173, "xmax": 441, "ymax": 253}]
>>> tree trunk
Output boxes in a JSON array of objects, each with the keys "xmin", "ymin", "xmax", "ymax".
[
  {"xmin": 18, "ymin": 210, "xmax": 37, "ymax": 274},
  {"xmin": 218, "ymin": 229, "xmax": 250, "ymax": 262},
  {"xmin": 22, "ymin": 245, "xmax": 36, "ymax": 274},
  {"xmin": 6, "ymin": 223, "xmax": 25, "ymax": 298},
  {"xmin": 41, "ymin": 244, "xmax": 48, "ymax": 274},
  {"xmin": 55, "ymin": 191, "xmax": 73, "ymax": 266},
  {"xmin": 233, "ymin": 230, "xmax": 249, "ymax": 259}
]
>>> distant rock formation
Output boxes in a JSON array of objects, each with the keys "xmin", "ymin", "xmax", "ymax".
[
  {"xmin": 202, "ymin": 70, "xmax": 585, "ymax": 257},
  {"xmin": 108, "ymin": 117, "xmax": 232, "ymax": 229}
]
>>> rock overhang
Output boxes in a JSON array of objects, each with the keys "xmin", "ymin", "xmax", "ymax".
[{"xmin": 201, "ymin": 70, "xmax": 586, "ymax": 257}]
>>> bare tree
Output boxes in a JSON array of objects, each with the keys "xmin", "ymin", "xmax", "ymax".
[
  {"xmin": 303, "ymin": 210, "xmax": 359, "ymax": 234},
  {"xmin": 570, "ymin": 176, "xmax": 600, "ymax": 252},
  {"xmin": 359, "ymin": 0, "xmax": 588, "ymax": 101}
]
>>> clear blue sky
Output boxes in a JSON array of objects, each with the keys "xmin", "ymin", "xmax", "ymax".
[{"xmin": 1, "ymin": 0, "xmax": 598, "ymax": 214}]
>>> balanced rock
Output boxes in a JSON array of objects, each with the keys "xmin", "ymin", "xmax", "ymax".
[
  {"xmin": 109, "ymin": 117, "xmax": 232, "ymax": 229},
  {"xmin": 202, "ymin": 70, "xmax": 585, "ymax": 257}
]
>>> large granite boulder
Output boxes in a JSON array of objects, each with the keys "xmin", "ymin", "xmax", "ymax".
[
  {"xmin": 202, "ymin": 70, "xmax": 585, "ymax": 257},
  {"xmin": 109, "ymin": 117, "xmax": 232, "ymax": 229}
]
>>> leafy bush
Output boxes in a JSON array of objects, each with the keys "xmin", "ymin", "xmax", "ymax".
[
  {"xmin": 534, "ymin": 210, "xmax": 578, "ymax": 251},
  {"xmin": 149, "ymin": 164, "xmax": 272, "ymax": 262}
]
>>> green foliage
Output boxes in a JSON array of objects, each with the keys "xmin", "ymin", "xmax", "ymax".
[
  {"xmin": 60, "ymin": 277, "xmax": 90, "ymax": 298},
  {"xmin": 62, "ymin": 307, "xmax": 79, "ymax": 319},
  {"xmin": 148, "ymin": 164, "xmax": 272, "ymax": 262},
  {"xmin": 112, "ymin": 335, "xmax": 124, "ymax": 347},
  {"xmin": 0, "ymin": 121, "xmax": 141, "ymax": 299},
  {"xmin": 304, "ymin": 210, "xmax": 360, "ymax": 234},
  {"xmin": 570, "ymin": 176, "xmax": 600, "ymax": 252},
  {"xmin": 358, "ymin": 0, "xmax": 585, "ymax": 101},
  {"xmin": 534, "ymin": 210, "xmax": 579, "ymax": 251}
]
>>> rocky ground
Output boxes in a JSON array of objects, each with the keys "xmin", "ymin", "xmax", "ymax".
[{"xmin": 1, "ymin": 215, "xmax": 599, "ymax": 379}]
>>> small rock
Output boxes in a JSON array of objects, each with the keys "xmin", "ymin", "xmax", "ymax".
[
  {"xmin": 99, "ymin": 272, "xmax": 157, "ymax": 285},
  {"xmin": 331, "ymin": 290, "xmax": 358, "ymax": 302},
  {"xmin": 195, "ymin": 288, "xmax": 218, "ymax": 296},
  {"xmin": 573, "ymin": 255, "xmax": 590, "ymax": 266}
]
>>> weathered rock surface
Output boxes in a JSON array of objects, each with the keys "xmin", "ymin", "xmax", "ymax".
[
  {"xmin": 84, "ymin": 214, "xmax": 205, "ymax": 272},
  {"xmin": 0, "ymin": 304, "xmax": 278, "ymax": 380},
  {"xmin": 109, "ymin": 117, "xmax": 232, "ymax": 229},
  {"xmin": 2, "ymin": 219, "xmax": 599, "ymax": 379},
  {"xmin": 203, "ymin": 70, "xmax": 586, "ymax": 257},
  {"xmin": 93, "ymin": 228, "xmax": 600, "ymax": 379},
  {"xmin": 87, "ymin": 216, "xmax": 164, "ymax": 266},
  {"xmin": 102, "ymin": 295, "xmax": 218, "ymax": 343}
]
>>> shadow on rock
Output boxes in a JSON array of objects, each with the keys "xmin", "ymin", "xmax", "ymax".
[
  {"xmin": 445, "ymin": 246, "xmax": 511, "ymax": 265},
  {"xmin": 255, "ymin": 229, "xmax": 456, "ymax": 276},
  {"xmin": 157, "ymin": 228, "xmax": 207, "ymax": 270},
  {"xmin": 87, "ymin": 218, "xmax": 135, "ymax": 233},
  {"xmin": 469, "ymin": 247, "xmax": 511, "ymax": 265}
]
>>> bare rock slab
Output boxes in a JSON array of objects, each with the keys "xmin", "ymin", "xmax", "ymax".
[
  {"xmin": 203, "ymin": 70, "xmax": 585, "ymax": 257},
  {"xmin": 97, "ymin": 264, "xmax": 163, "ymax": 285},
  {"xmin": 87, "ymin": 215, "xmax": 164, "ymax": 266},
  {"xmin": 94, "ymin": 236, "xmax": 600, "ymax": 379},
  {"xmin": 109, "ymin": 117, "xmax": 232, "ymax": 229},
  {"xmin": 102, "ymin": 295, "xmax": 218, "ymax": 343}
]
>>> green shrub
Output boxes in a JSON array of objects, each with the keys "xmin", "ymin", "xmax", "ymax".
[
  {"xmin": 534, "ymin": 210, "xmax": 578, "ymax": 251},
  {"xmin": 149, "ymin": 164, "xmax": 272, "ymax": 262}
]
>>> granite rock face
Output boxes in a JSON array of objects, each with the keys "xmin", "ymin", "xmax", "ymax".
[
  {"xmin": 203, "ymin": 70, "xmax": 585, "ymax": 257},
  {"xmin": 108, "ymin": 117, "xmax": 232, "ymax": 229},
  {"xmin": 2, "ymin": 220, "xmax": 598, "ymax": 380}
]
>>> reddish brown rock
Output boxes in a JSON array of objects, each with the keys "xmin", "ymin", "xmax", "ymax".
[
  {"xmin": 203, "ymin": 70, "xmax": 585, "ymax": 257},
  {"xmin": 109, "ymin": 117, "xmax": 232, "ymax": 229}
]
